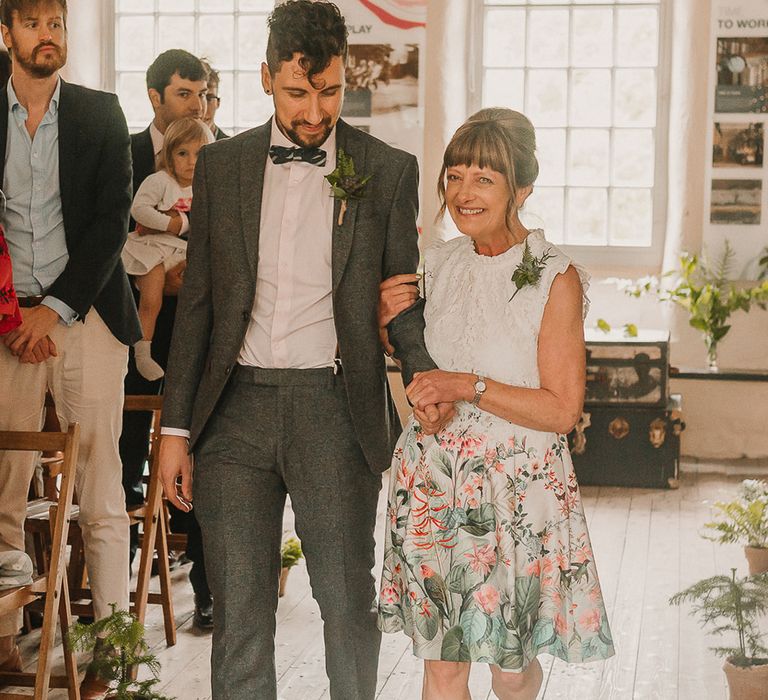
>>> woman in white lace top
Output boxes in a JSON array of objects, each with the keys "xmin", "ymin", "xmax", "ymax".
[{"xmin": 377, "ymin": 109, "xmax": 614, "ymax": 700}]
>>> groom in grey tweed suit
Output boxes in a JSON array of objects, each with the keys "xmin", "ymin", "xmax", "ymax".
[{"xmin": 158, "ymin": 2, "xmax": 449, "ymax": 698}]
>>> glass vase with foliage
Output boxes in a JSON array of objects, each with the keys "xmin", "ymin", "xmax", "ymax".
[
  {"xmin": 67, "ymin": 604, "xmax": 174, "ymax": 700},
  {"xmin": 670, "ymin": 569, "xmax": 768, "ymax": 668},
  {"xmin": 626, "ymin": 241, "xmax": 768, "ymax": 370}
]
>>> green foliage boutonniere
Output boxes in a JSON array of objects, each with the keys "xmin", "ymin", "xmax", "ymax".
[
  {"xmin": 325, "ymin": 148, "xmax": 372, "ymax": 226},
  {"xmin": 509, "ymin": 240, "xmax": 555, "ymax": 301}
]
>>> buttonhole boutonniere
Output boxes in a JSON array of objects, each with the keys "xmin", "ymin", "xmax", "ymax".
[
  {"xmin": 325, "ymin": 148, "xmax": 372, "ymax": 226},
  {"xmin": 509, "ymin": 241, "xmax": 555, "ymax": 301}
]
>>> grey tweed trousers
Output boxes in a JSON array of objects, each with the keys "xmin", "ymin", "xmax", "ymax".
[{"xmin": 193, "ymin": 365, "xmax": 383, "ymax": 700}]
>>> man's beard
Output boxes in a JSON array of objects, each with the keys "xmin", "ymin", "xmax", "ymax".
[
  {"xmin": 14, "ymin": 41, "xmax": 67, "ymax": 78},
  {"xmin": 279, "ymin": 115, "xmax": 333, "ymax": 148}
]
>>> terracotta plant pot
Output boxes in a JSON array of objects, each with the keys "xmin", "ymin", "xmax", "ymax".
[
  {"xmin": 278, "ymin": 566, "xmax": 290, "ymax": 597},
  {"xmin": 723, "ymin": 658, "xmax": 768, "ymax": 699},
  {"xmin": 744, "ymin": 546, "xmax": 768, "ymax": 575}
]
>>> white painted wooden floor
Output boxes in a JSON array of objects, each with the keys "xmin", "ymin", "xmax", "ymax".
[{"xmin": 16, "ymin": 470, "xmax": 762, "ymax": 699}]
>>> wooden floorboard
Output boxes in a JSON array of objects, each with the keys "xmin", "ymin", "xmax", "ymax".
[{"xmin": 13, "ymin": 470, "xmax": 761, "ymax": 699}]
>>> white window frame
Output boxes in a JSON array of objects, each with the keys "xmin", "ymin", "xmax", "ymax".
[{"xmin": 469, "ymin": 0, "xmax": 672, "ymax": 270}]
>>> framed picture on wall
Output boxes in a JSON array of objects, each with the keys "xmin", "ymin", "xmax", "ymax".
[
  {"xmin": 715, "ymin": 37, "xmax": 768, "ymax": 113},
  {"xmin": 710, "ymin": 179, "xmax": 762, "ymax": 224},
  {"xmin": 713, "ymin": 122, "xmax": 764, "ymax": 167}
]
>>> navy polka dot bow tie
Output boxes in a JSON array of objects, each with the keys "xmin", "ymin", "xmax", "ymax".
[{"xmin": 268, "ymin": 145, "xmax": 327, "ymax": 167}]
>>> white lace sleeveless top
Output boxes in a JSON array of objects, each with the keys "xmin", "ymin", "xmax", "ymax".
[{"xmin": 423, "ymin": 229, "xmax": 590, "ymax": 389}]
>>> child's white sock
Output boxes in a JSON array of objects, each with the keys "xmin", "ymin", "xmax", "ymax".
[{"xmin": 134, "ymin": 339, "xmax": 164, "ymax": 381}]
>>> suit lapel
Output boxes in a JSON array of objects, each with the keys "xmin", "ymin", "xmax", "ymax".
[
  {"xmin": 240, "ymin": 121, "xmax": 271, "ymax": 281},
  {"xmin": 332, "ymin": 120, "xmax": 367, "ymax": 292},
  {"xmin": 57, "ymin": 81, "xmax": 81, "ymax": 218},
  {"xmin": 0, "ymin": 88, "xmax": 8, "ymax": 188}
]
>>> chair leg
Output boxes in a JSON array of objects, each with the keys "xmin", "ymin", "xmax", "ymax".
[
  {"xmin": 155, "ymin": 515, "xmax": 176, "ymax": 647},
  {"xmin": 58, "ymin": 567, "xmax": 81, "ymax": 700},
  {"xmin": 68, "ymin": 527, "xmax": 87, "ymax": 591},
  {"xmin": 133, "ymin": 516, "xmax": 158, "ymax": 626}
]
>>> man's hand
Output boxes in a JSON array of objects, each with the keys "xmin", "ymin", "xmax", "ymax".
[
  {"xmin": 159, "ymin": 435, "xmax": 194, "ymax": 512},
  {"xmin": 414, "ymin": 402, "xmax": 455, "ymax": 435},
  {"xmin": 136, "ymin": 209, "xmax": 181, "ymax": 237},
  {"xmin": 163, "ymin": 261, "xmax": 186, "ymax": 296},
  {"xmin": 166, "ymin": 211, "xmax": 183, "ymax": 236},
  {"xmin": 21, "ymin": 336, "xmax": 58, "ymax": 364},
  {"xmin": 379, "ymin": 274, "xmax": 420, "ymax": 328},
  {"xmin": 3, "ymin": 306, "xmax": 59, "ymax": 360}
]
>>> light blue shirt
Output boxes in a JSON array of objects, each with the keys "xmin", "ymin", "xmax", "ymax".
[{"xmin": 3, "ymin": 77, "xmax": 76, "ymax": 324}]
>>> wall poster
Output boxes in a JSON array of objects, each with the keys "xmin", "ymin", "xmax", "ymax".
[
  {"xmin": 706, "ymin": 0, "xmax": 768, "ymax": 279},
  {"xmin": 335, "ymin": 0, "xmax": 426, "ymax": 172}
]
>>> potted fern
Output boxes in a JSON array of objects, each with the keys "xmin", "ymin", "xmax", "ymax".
[
  {"xmin": 67, "ymin": 604, "xmax": 173, "ymax": 699},
  {"xmin": 704, "ymin": 479, "xmax": 768, "ymax": 575},
  {"xmin": 626, "ymin": 241, "xmax": 768, "ymax": 370},
  {"xmin": 670, "ymin": 569, "xmax": 768, "ymax": 699},
  {"xmin": 279, "ymin": 536, "xmax": 304, "ymax": 598}
]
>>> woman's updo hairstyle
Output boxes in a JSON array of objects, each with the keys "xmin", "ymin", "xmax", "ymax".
[{"xmin": 437, "ymin": 108, "xmax": 539, "ymax": 229}]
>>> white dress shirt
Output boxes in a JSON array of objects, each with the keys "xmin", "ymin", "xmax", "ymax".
[{"xmin": 237, "ymin": 120, "xmax": 337, "ymax": 369}]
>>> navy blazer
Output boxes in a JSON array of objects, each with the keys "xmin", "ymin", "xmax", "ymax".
[{"xmin": 0, "ymin": 79, "xmax": 141, "ymax": 346}]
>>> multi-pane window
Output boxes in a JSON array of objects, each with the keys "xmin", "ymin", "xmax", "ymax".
[
  {"xmin": 480, "ymin": 0, "xmax": 666, "ymax": 256},
  {"xmin": 114, "ymin": 0, "xmax": 274, "ymax": 134}
]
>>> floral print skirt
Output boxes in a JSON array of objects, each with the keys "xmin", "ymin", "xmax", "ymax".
[{"xmin": 377, "ymin": 404, "xmax": 615, "ymax": 671}]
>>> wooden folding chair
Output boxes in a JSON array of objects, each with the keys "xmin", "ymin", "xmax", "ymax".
[
  {"xmin": 123, "ymin": 395, "xmax": 176, "ymax": 646},
  {"xmin": 0, "ymin": 424, "xmax": 80, "ymax": 700},
  {"xmin": 24, "ymin": 396, "xmax": 177, "ymax": 648}
]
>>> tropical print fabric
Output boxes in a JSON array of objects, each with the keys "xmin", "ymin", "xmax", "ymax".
[{"xmin": 377, "ymin": 232, "xmax": 614, "ymax": 670}]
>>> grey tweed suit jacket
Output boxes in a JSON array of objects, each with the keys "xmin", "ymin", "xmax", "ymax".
[{"xmin": 161, "ymin": 118, "xmax": 436, "ymax": 473}]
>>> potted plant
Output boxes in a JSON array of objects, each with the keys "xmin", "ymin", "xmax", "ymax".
[
  {"xmin": 670, "ymin": 569, "xmax": 768, "ymax": 699},
  {"xmin": 279, "ymin": 536, "xmax": 304, "ymax": 598},
  {"xmin": 67, "ymin": 604, "xmax": 173, "ymax": 699},
  {"xmin": 626, "ymin": 241, "xmax": 768, "ymax": 370},
  {"xmin": 704, "ymin": 479, "xmax": 768, "ymax": 575}
]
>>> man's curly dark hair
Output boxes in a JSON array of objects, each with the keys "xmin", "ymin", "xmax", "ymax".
[{"xmin": 266, "ymin": 0, "xmax": 348, "ymax": 86}]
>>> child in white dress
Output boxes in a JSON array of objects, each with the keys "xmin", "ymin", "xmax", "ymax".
[{"xmin": 122, "ymin": 117, "xmax": 214, "ymax": 380}]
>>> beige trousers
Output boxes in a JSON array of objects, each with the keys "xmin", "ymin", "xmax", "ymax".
[{"xmin": 0, "ymin": 309, "xmax": 129, "ymax": 635}]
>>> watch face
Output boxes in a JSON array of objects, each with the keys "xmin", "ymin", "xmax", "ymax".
[{"xmin": 475, "ymin": 380, "xmax": 487, "ymax": 392}]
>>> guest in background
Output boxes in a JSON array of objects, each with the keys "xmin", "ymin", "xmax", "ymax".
[
  {"xmin": 0, "ymin": 1, "xmax": 140, "ymax": 695},
  {"xmin": 119, "ymin": 48, "xmax": 214, "ymax": 631},
  {"xmin": 201, "ymin": 58, "xmax": 228, "ymax": 140},
  {"xmin": 122, "ymin": 117, "xmax": 214, "ymax": 381},
  {"xmin": 0, "ymin": 224, "xmax": 20, "ymax": 334}
]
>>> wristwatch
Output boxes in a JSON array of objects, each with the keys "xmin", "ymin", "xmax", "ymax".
[{"xmin": 471, "ymin": 375, "xmax": 487, "ymax": 406}]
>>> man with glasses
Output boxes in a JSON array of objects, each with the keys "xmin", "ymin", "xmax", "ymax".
[{"xmin": 201, "ymin": 58, "xmax": 228, "ymax": 141}]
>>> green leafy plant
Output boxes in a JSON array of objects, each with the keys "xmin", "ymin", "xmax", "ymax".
[
  {"xmin": 67, "ymin": 604, "xmax": 173, "ymax": 699},
  {"xmin": 670, "ymin": 569, "xmax": 768, "ymax": 667},
  {"xmin": 508, "ymin": 241, "xmax": 555, "ymax": 301},
  {"xmin": 594, "ymin": 319, "xmax": 638, "ymax": 338},
  {"xmin": 325, "ymin": 148, "xmax": 372, "ymax": 225},
  {"xmin": 626, "ymin": 241, "xmax": 768, "ymax": 369},
  {"xmin": 281, "ymin": 537, "xmax": 304, "ymax": 569},
  {"xmin": 703, "ymin": 479, "xmax": 768, "ymax": 549}
]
